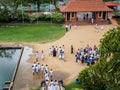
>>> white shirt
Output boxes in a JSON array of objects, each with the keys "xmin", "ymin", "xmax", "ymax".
[
  {"xmin": 35, "ymin": 52, "xmax": 39, "ymax": 58},
  {"xmin": 41, "ymin": 65, "xmax": 44, "ymax": 71},
  {"xmin": 32, "ymin": 66, "xmax": 35, "ymax": 73},
  {"xmin": 37, "ymin": 64, "xmax": 41, "ymax": 70},
  {"xmin": 45, "ymin": 66, "xmax": 48, "ymax": 71},
  {"xmin": 35, "ymin": 65, "xmax": 39, "ymax": 72},
  {"xmin": 49, "ymin": 70, "xmax": 53, "ymax": 76}
]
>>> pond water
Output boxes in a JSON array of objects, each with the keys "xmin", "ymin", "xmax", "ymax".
[{"xmin": 0, "ymin": 49, "xmax": 22, "ymax": 90}]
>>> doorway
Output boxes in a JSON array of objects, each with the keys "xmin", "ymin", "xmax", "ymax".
[
  {"xmin": 103, "ymin": 12, "xmax": 106, "ymax": 20},
  {"xmin": 67, "ymin": 12, "xmax": 70, "ymax": 21}
]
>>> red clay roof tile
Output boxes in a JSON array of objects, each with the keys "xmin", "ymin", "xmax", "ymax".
[{"xmin": 59, "ymin": 0, "xmax": 113, "ymax": 12}]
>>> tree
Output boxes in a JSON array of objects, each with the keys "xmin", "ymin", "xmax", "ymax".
[{"xmin": 78, "ymin": 26, "xmax": 120, "ymax": 90}]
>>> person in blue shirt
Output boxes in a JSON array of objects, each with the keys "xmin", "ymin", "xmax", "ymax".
[{"xmin": 87, "ymin": 56, "xmax": 90, "ymax": 66}]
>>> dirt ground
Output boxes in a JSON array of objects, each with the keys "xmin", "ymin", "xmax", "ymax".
[{"xmin": 0, "ymin": 25, "xmax": 114, "ymax": 90}]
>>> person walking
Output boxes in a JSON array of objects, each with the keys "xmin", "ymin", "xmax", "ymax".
[
  {"xmin": 71, "ymin": 45, "xmax": 74, "ymax": 54},
  {"xmin": 65, "ymin": 25, "xmax": 68, "ymax": 31},
  {"xmin": 41, "ymin": 50, "xmax": 45, "ymax": 60}
]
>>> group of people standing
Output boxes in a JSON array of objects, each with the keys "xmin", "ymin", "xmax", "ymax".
[
  {"xmin": 43, "ymin": 79, "xmax": 61, "ymax": 90},
  {"xmin": 65, "ymin": 22, "xmax": 77, "ymax": 31},
  {"xmin": 32, "ymin": 62, "xmax": 53, "ymax": 80},
  {"xmin": 35, "ymin": 50, "xmax": 45, "ymax": 61},
  {"xmin": 95, "ymin": 23, "xmax": 105, "ymax": 32},
  {"xmin": 75, "ymin": 44, "xmax": 99, "ymax": 66},
  {"xmin": 49, "ymin": 45, "xmax": 65, "ymax": 60},
  {"xmin": 31, "ymin": 61, "xmax": 62, "ymax": 90}
]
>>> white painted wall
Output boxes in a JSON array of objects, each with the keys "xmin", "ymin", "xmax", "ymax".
[
  {"xmin": 108, "ymin": 12, "xmax": 115, "ymax": 19},
  {"xmin": 77, "ymin": 12, "xmax": 92, "ymax": 21}
]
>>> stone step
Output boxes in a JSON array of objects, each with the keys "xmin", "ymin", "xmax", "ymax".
[{"xmin": 109, "ymin": 18, "xmax": 118, "ymax": 26}]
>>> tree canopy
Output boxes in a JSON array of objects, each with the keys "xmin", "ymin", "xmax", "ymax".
[{"xmin": 78, "ymin": 26, "xmax": 120, "ymax": 90}]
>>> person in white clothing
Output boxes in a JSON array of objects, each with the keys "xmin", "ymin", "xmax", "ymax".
[
  {"xmin": 32, "ymin": 65, "xmax": 35, "ymax": 75},
  {"xmin": 91, "ymin": 18, "xmax": 94, "ymax": 23},
  {"xmin": 49, "ymin": 80, "xmax": 54, "ymax": 90},
  {"xmin": 37, "ymin": 63, "xmax": 41, "ymax": 72},
  {"xmin": 45, "ymin": 80, "xmax": 49, "ymax": 90},
  {"xmin": 101, "ymin": 25, "xmax": 104, "ymax": 30},
  {"xmin": 95, "ymin": 23, "xmax": 99, "ymax": 32},
  {"xmin": 33, "ymin": 62, "xmax": 36, "ymax": 67},
  {"xmin": 54, "ymin": 80, "xmax": 59, "ymax": 90},
  {"xmin": 35, "ymin": 65, "xmax": 39, "ymax": 75},
  {"xmin": 35, "ymin": 51, "xmax": 39, "ymax": 61},
  {"xmin": 45, "ymin": 64, "xmax": 48, "ymax": 72},
  {"xmin": 41, "ymin": 50, "xmax": 45, "ymax": 60},
  {"xmin": 41, "ymin": 64, "xmax": 44, "ymax": 78},
  {"xmin": 49, "ymin": 69, "xmax": 53, "ymax": 79},
  {"xmin": 49, "ymin": 48, "xmax": 52, "ymax": 56}
]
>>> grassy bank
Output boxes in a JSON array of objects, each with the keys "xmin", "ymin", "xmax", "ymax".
[
  {"xmin": 64, "ymin": 81, "xmax": 82, "ymax": 90},
  {"xmin": 0, "ymin": 23, "xmax": 65, "ymax": 43}
]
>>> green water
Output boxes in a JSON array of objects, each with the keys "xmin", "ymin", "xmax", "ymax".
[{"xmin": 0, "ymin": 49, "xmax": 22, "ymax": 90}]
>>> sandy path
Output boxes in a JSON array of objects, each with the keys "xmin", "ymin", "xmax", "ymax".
[
  {"xmin": 26, "ymin": 25, "xmax": 114, "ymax": 84},
  {"xmin": 0, "ymin": 25, "xmax": 114, "ymax": 90}
]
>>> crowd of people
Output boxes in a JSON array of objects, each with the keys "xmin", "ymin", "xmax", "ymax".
[
  {"xmin": 75, "ymin": 44, "xmax": 99, "ymax": 66},
  {"xmin": 31, "ymin": 44, "xmax": 100, "ymax": 90},
  {"xmin": 49, "ymin": 45, "xmax": 65, "ymax": 60},
  {"xmin": 41, "ymin": 79, "xmax": 63, "ymax": 90},
  {"xmin": 65, "ymin": 22, "xmax": 77, "ymax": 31},
  {"xmin": 35, "ymin": 45, "xmax": 65, "ymax": 61},
  {"xmin": 31, "ymin": 61, "xmax": 63, "ymax": 90}
]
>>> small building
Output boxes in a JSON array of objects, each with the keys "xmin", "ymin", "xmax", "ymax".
[
  {"xmin": 105, "ymin": 2, "xmax": 120, "ymax": 11},
  {"xmin": 59, "ymin": 0, "xmax": 113, "ymax": 24}
]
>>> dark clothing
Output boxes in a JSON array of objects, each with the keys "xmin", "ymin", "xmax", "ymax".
[{"xmin": 53, "ymin": 49, "xmax": 56, "ymax": 57}]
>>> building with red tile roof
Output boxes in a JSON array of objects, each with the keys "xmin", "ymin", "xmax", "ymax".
[
  {"xmin": 105, "ymin": 2, "xmax": 120, "ymax": 6},
  {"xmin": 105, "ymin": 2, "xmax": 120, "ymax": 11},
  {"xmin": 59, "ymin": 0, "xmax": 114, "ymax": 24}
]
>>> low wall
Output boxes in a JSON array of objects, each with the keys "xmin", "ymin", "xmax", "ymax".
[{"xmin": 1, "ymin": 47, "xmax": 24, "ymax": 90}]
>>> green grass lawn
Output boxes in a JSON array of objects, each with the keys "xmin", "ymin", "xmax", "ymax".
[
  {"xmin": 64, "ymin": 81, "xmax": 82, "ymax": 90},
  {"xmin": 0, "ymin": 23, "xmax": 65, "ymax": 43},
  {"xmin": 29, "ymin": 86, "xmax": 40, "ymax": 90}
]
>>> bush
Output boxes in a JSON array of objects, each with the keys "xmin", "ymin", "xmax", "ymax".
[
  {"xmin": 51, "ymin": 12, "xmax": 64, "ymax": 24},
  {"xmin": 10, "ymin": 10, "xmax": 30, "ymax": 22},
  {"xmin": 38, "ymin": 14, "xmax": 51, "ymax": 21},
  {"xmin": 0, "ymin": 9, "xmax": 9, "ymax": 22},
  {"xmin": 78, "ymin": 65, "xmax": 107, "ymax": 90}
]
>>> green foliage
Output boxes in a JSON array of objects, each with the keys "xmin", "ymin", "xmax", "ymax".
[
  {"xmin": 99, "ymin": 27, "xmax": 120, "ymax": 58},
  {"xmin": 0, "ymin": 9, "xmax": 9, "ymax": 22},
  {"xmin": 38, "ymin": 14, "xmax": 51, "ymax": 21},
  {"xmin": 78, "ymin": 65, "xmax": 107, "ymax": 90},
  {"xmin": 64, "ymin": 81, "xmax": 81, "ymax": 90},
  {"xmin": 78, "ymin": 26, "xmax": 120, "ymax": 90},
  {"xmin": 31, "ymin": 12, "xmax": 64, "ymax": 24},
  {"xmin": 11, "ymin": 10, "xmax": 30, "ymax": 22},
  {"xmin": 51, "ymin": 12, "xmax": 64, "ymax": 24},
  {"xmin": 29, "ymin": 86, "xmax": 40, "ymax": 90}
]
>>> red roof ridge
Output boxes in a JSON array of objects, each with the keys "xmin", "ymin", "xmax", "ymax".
[{"xmin": 59, "ymin": 0, "xmax": 113, "ymax": 12}]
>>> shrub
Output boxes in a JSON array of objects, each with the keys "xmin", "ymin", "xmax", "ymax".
[
  {"xmin": 38, "ymin": 14, "xmax": 51, "ymax": 21},
  {"xmin": 51, "ymin": 12, "xmax": 64, "ymax": 23},
  {"xmin": 10, "ymin": 10, "xmax": 30, "ymax": 22},
  {"xmin": 78, "ymin": 65, "xmax": 107, "ymax": 90},
  {"xmin": 0, "ymin": 9, "xmax": 9, "ymax": 22}
]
